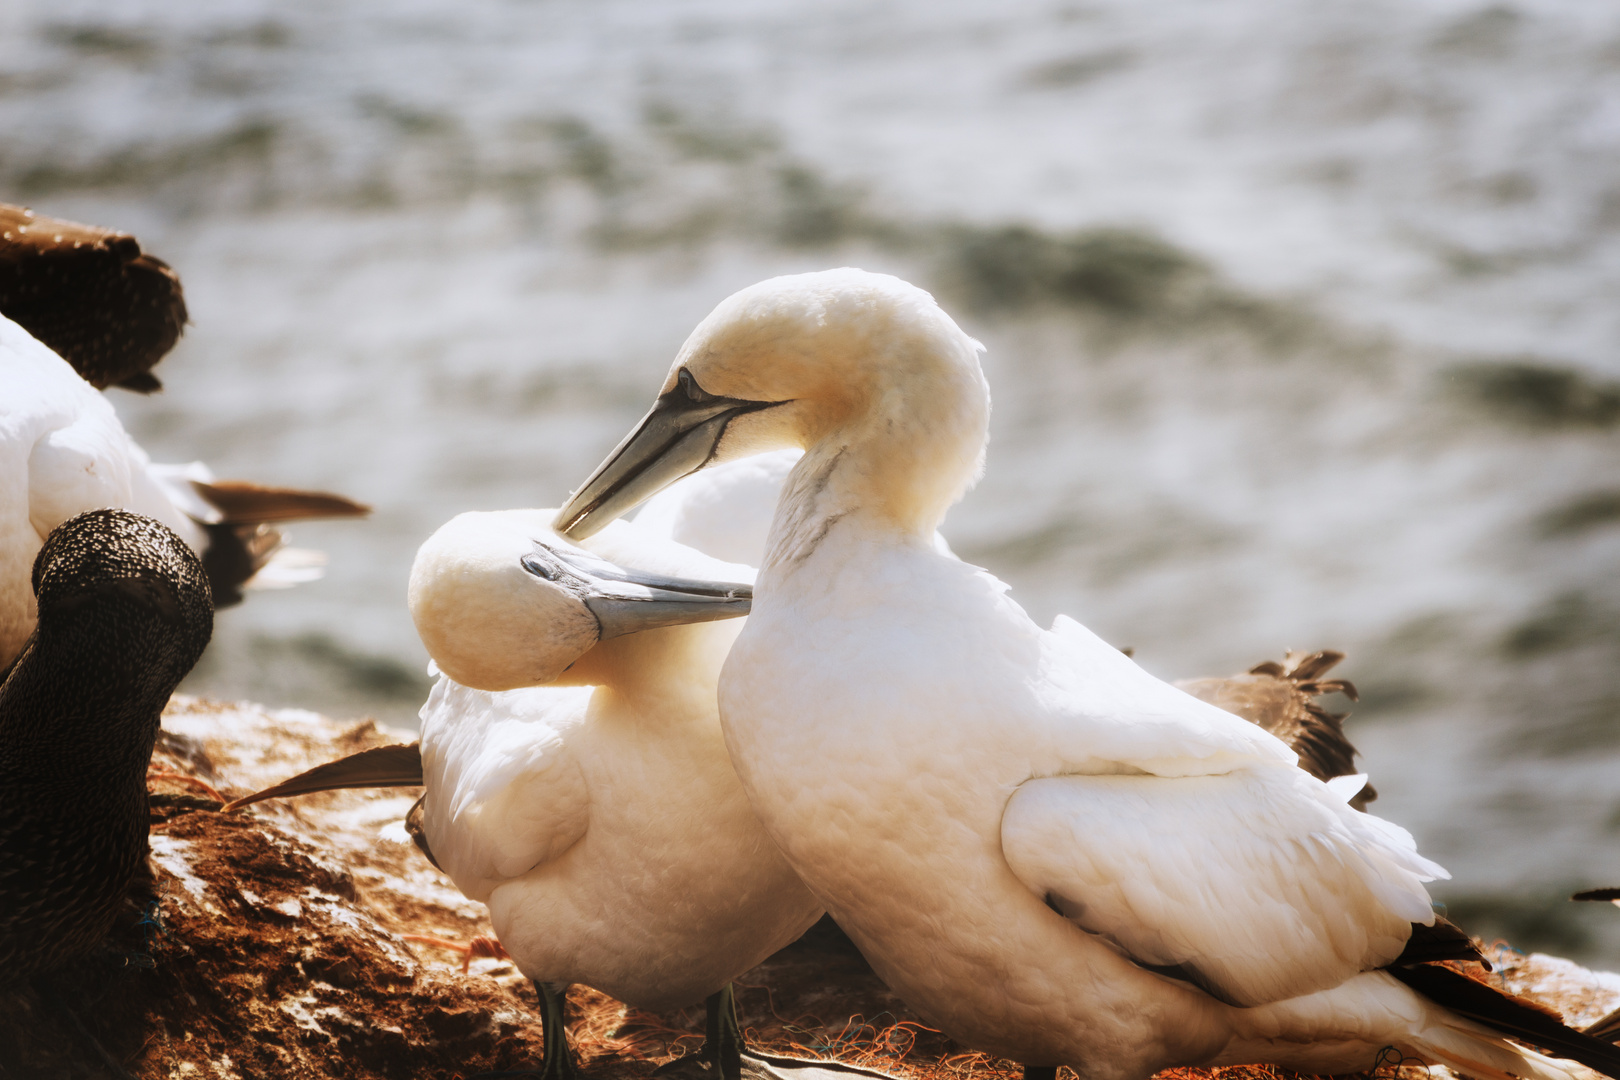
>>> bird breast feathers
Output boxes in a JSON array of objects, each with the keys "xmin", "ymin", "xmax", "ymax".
[{"xmin": 419, "ymin": 678, "xmax": 591, "ymax": 897}]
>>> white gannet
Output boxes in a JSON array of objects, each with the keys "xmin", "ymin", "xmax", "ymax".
[
  {"xmin": 231, "ymin": 469, "xmax": 869, "ymax": 1080},
  {"xmin": 409, "ymin": 509, "xmax": 827, "ymax": 1080},
  {"xmin": 550, "ymin": 268, "xmax": 1620, "ymax": 1080},
  {"xmin": 0, "ymin": 314, "xmax": 367, "ymax": 668}
]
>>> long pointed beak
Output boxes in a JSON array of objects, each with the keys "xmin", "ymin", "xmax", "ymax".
[
  {"xmin": 553, "ymin": 371, "xmax": 781, "ymax": 541},
  {"xmin": 521, "ymin": 542, "xmax": 752, "ymax": 640}
]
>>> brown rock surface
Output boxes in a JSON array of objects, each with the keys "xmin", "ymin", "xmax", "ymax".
[{"xmin": 4, "ymin": 695, "xmax": 1619, "ymax": 1080}]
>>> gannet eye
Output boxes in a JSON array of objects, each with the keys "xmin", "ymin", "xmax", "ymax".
[
  {"xmin": 677, "ymin": 367, "xmax": 717, "ymax": 405},
  {"xmin": 521, "ymin": 551, "xmax": 564, "ymax": 582}
]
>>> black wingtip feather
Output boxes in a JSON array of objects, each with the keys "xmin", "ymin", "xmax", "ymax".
[
  {"xmin": 1389, "ymin": 963, "xmax": 1620, "ymax": 1078},
  {"xmin": 1573, "ymin": 888, "xmax": 1620, "ymax": 903},
  {"xmin": 1395, "ymin": 918, "xmax": 1492, "ymax": 970}
]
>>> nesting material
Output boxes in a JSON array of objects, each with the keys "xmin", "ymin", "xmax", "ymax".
[{"xmin": 4, "ymin": 696, "xmax": 1617, "ymax": 1079}]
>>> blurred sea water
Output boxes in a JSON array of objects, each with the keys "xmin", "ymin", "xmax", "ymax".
[{"xmin": 3, "ymin": 0, "xmax": 1620, "ymax": 958}]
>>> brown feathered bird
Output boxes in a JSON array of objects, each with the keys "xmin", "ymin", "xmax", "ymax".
[
  {"xmin": 0, "ymin": 219, "xmax": 370, "ymax": 666},
  {"xmin": 0, "ymin": 204, "xmax": 187, "ymax": 393},
  {"xmin": 1175, "ymin": 648, "xmax": 1375, "ymax": 810},
  {"xmin": 0, "ymin": 510, "xmax": 213, "ymax": 980}
]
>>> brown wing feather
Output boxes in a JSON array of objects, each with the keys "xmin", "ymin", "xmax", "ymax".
[
  {"xmin": 192, "ymin": 480, "xmax": 371, "ymax": 525},
  {"xmin": 1175, "ymin": 649, "xmax": 1373, "ymax": 808},
  {"xmin": 199, "ymin": 522, "xmax": 283, "ymax": 608},
  {"xmin": 0, "ymin": 204, "xmax": 187, "ymax": 390},
  {"xmin": 191, "ymin": 484, "xmax": 368, "ymax": 608},
  {"xmin": 221, "ymin": 743, "xmax": 423, "ymax": 812},
  {"xmin": 404, "ymin": 794, "xmax": 442, "ymax": 871}
]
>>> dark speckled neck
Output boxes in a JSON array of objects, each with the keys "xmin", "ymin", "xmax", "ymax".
[{"xmin": 0, "ymin": 509, "xmax": 212, "ymax": 981}]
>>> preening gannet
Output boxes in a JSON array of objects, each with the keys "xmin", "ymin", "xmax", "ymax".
[
  {"xmin": 412, "ymin": 510, "xmax": 829, "ymax": 1079},
  {"xmin": 233, "ymin": 477, "xmax": 863, "ymax": 1080},
  {"xmin": 0, "ymin": 315, "xmax": 367, "ymax": 668},
  {"xmin": 0, "ymin": 510, "xmax": 212, "ymax": 982},
  {"xmin": 552, "ymin": 268, "xmax": 1620, "ymax": 1080}
]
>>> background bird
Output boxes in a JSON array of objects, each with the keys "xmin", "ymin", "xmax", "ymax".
[
  {"xmin": 0, "ymin": 508, "xmax": 213, "ymax": 980},
  {"xmin": 0, "ymin": 203, "xmax": 186, "ymax": 394},
  {"xmin": 0, "ymin": 312, "xmax": 367, "ymax": 668}
]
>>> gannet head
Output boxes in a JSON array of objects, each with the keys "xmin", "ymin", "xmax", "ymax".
[
  {"xmin": 408, "ymin": 509, "xmax": 752, "ymax": 692},
  {"xmin": 553, "ymin": 268, "xmax": 989, "ymax": 541}
]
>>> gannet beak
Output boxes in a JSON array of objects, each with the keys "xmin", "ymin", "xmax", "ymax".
[
  {"xmin": 522, "ymin": 541, "xmax": 752, "ymax": 640},
  {"xmin": 553, "ymin": 368, "xmax": 783, "ymax": 540}
]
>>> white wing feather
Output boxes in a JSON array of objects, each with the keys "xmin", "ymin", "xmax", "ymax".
[
  {"xmin": 1036, "ymin": 614, "xmax": 1299, "ymax": 776},
  {"xmin": 418, "ymin": 676, "xmax": 591, "ymax": 902},
  {"xmin": 1001, "ymin": 763, "xmax": 1446, "ymax": 1008}
]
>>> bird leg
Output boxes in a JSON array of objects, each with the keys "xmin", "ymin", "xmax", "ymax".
[
  {"xmin": 659, "ymin": 983, "xmax": 898, "ymax": 1080},
  {"xmin": 400, "ymin": 933, "xmax": 511, "ymax": 974},
  {"xmin": 654, "ymin": 983, "xmax": 745, "ymax": 1080},
  {"xmin": 472, "ymin": 981, "xmax": 578, "ymax": 1080},
  {"xmin": 705, "ymin": 983, "xmax": 746, "ymax": 1080},
  {"xmin": 538, "ymin": 981, "xmax": 580, "ymax": 1080}
]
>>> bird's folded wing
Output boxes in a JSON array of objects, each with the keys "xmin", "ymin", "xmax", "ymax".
[
  {"xmin": 1000, "ymin": 763, "xmax": 1446, "ymax": 1008},
  {"xmin": 419, "ymin": 679, "xmax": 592, "ymax": 898},
  {"xmin": 26, "ymin": 417, "xmax": 137, "ymax": 538},
  {"xmin": 1036, "ymin": 616, "xmax": 1301, "ymax": 778}
]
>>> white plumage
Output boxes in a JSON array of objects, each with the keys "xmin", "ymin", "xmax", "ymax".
[
  {"xmin": 1, "ymin": 314, "xmax": 208, "ymax": 664},
  {"xmin": 1, "ymin": 313, "xmax": 357, "ymax": 667},
  {"xmin": 551, "ymin": 268, "xmax": 1606, "ymax": 1080},
  {"xmin": 409, "ymin": 460, "xmax": 822, "ymax": 1012}
]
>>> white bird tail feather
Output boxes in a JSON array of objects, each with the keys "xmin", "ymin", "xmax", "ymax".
[
  {"xmin": 1229, "ymin": 972, "xmax": 1614, "ymax": 1080},
  {"xmin": 1406, "ymin": 1018, "xmax": 1603, "ymax": 1080},
  {"xmin": 244, "ymin": 545, "xmax": 327, "ymax": 590}
]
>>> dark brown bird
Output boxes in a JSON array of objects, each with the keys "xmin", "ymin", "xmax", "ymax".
[
  {"xmin": 0, "ymin": 509, "xmax": 212, "ymax": 981},
  {"xmin": 0, "ymin": 204, "xmax": 186, "ymax": 393},
  {"xmin": 1175, "ymin": 648, "xmax": 1375, "ymax": 809}
]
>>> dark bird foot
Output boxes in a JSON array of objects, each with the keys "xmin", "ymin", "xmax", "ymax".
[
  {"xmin": 472, "ymin": 980, "xmax": 579, "ymax": 1080},
  {"xmin": 658, "ymin": 1052, "xmax": 899, "ymax": 1080},
  {"xmin": 738, "ymin": 1050, "xmax": 903, "ymax": 1080}
]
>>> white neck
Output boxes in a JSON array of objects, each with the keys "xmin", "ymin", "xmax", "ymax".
[{"xmin": 764, "ymin": 358, "xmax": 989, "ymax": 572}]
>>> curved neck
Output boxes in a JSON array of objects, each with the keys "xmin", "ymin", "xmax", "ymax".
[
  {"xmin": 765, "ymin": 367, "xmax": 988, "ymax": 572},
  {"xmin": 0, "ymin": 627, "xmax": 176, "ymax": 782}
]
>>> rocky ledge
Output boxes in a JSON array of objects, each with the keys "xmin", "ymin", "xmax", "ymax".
[{"xmin": 4, "ymin": 696, "xmax": 1618, "ymax": 1080}]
